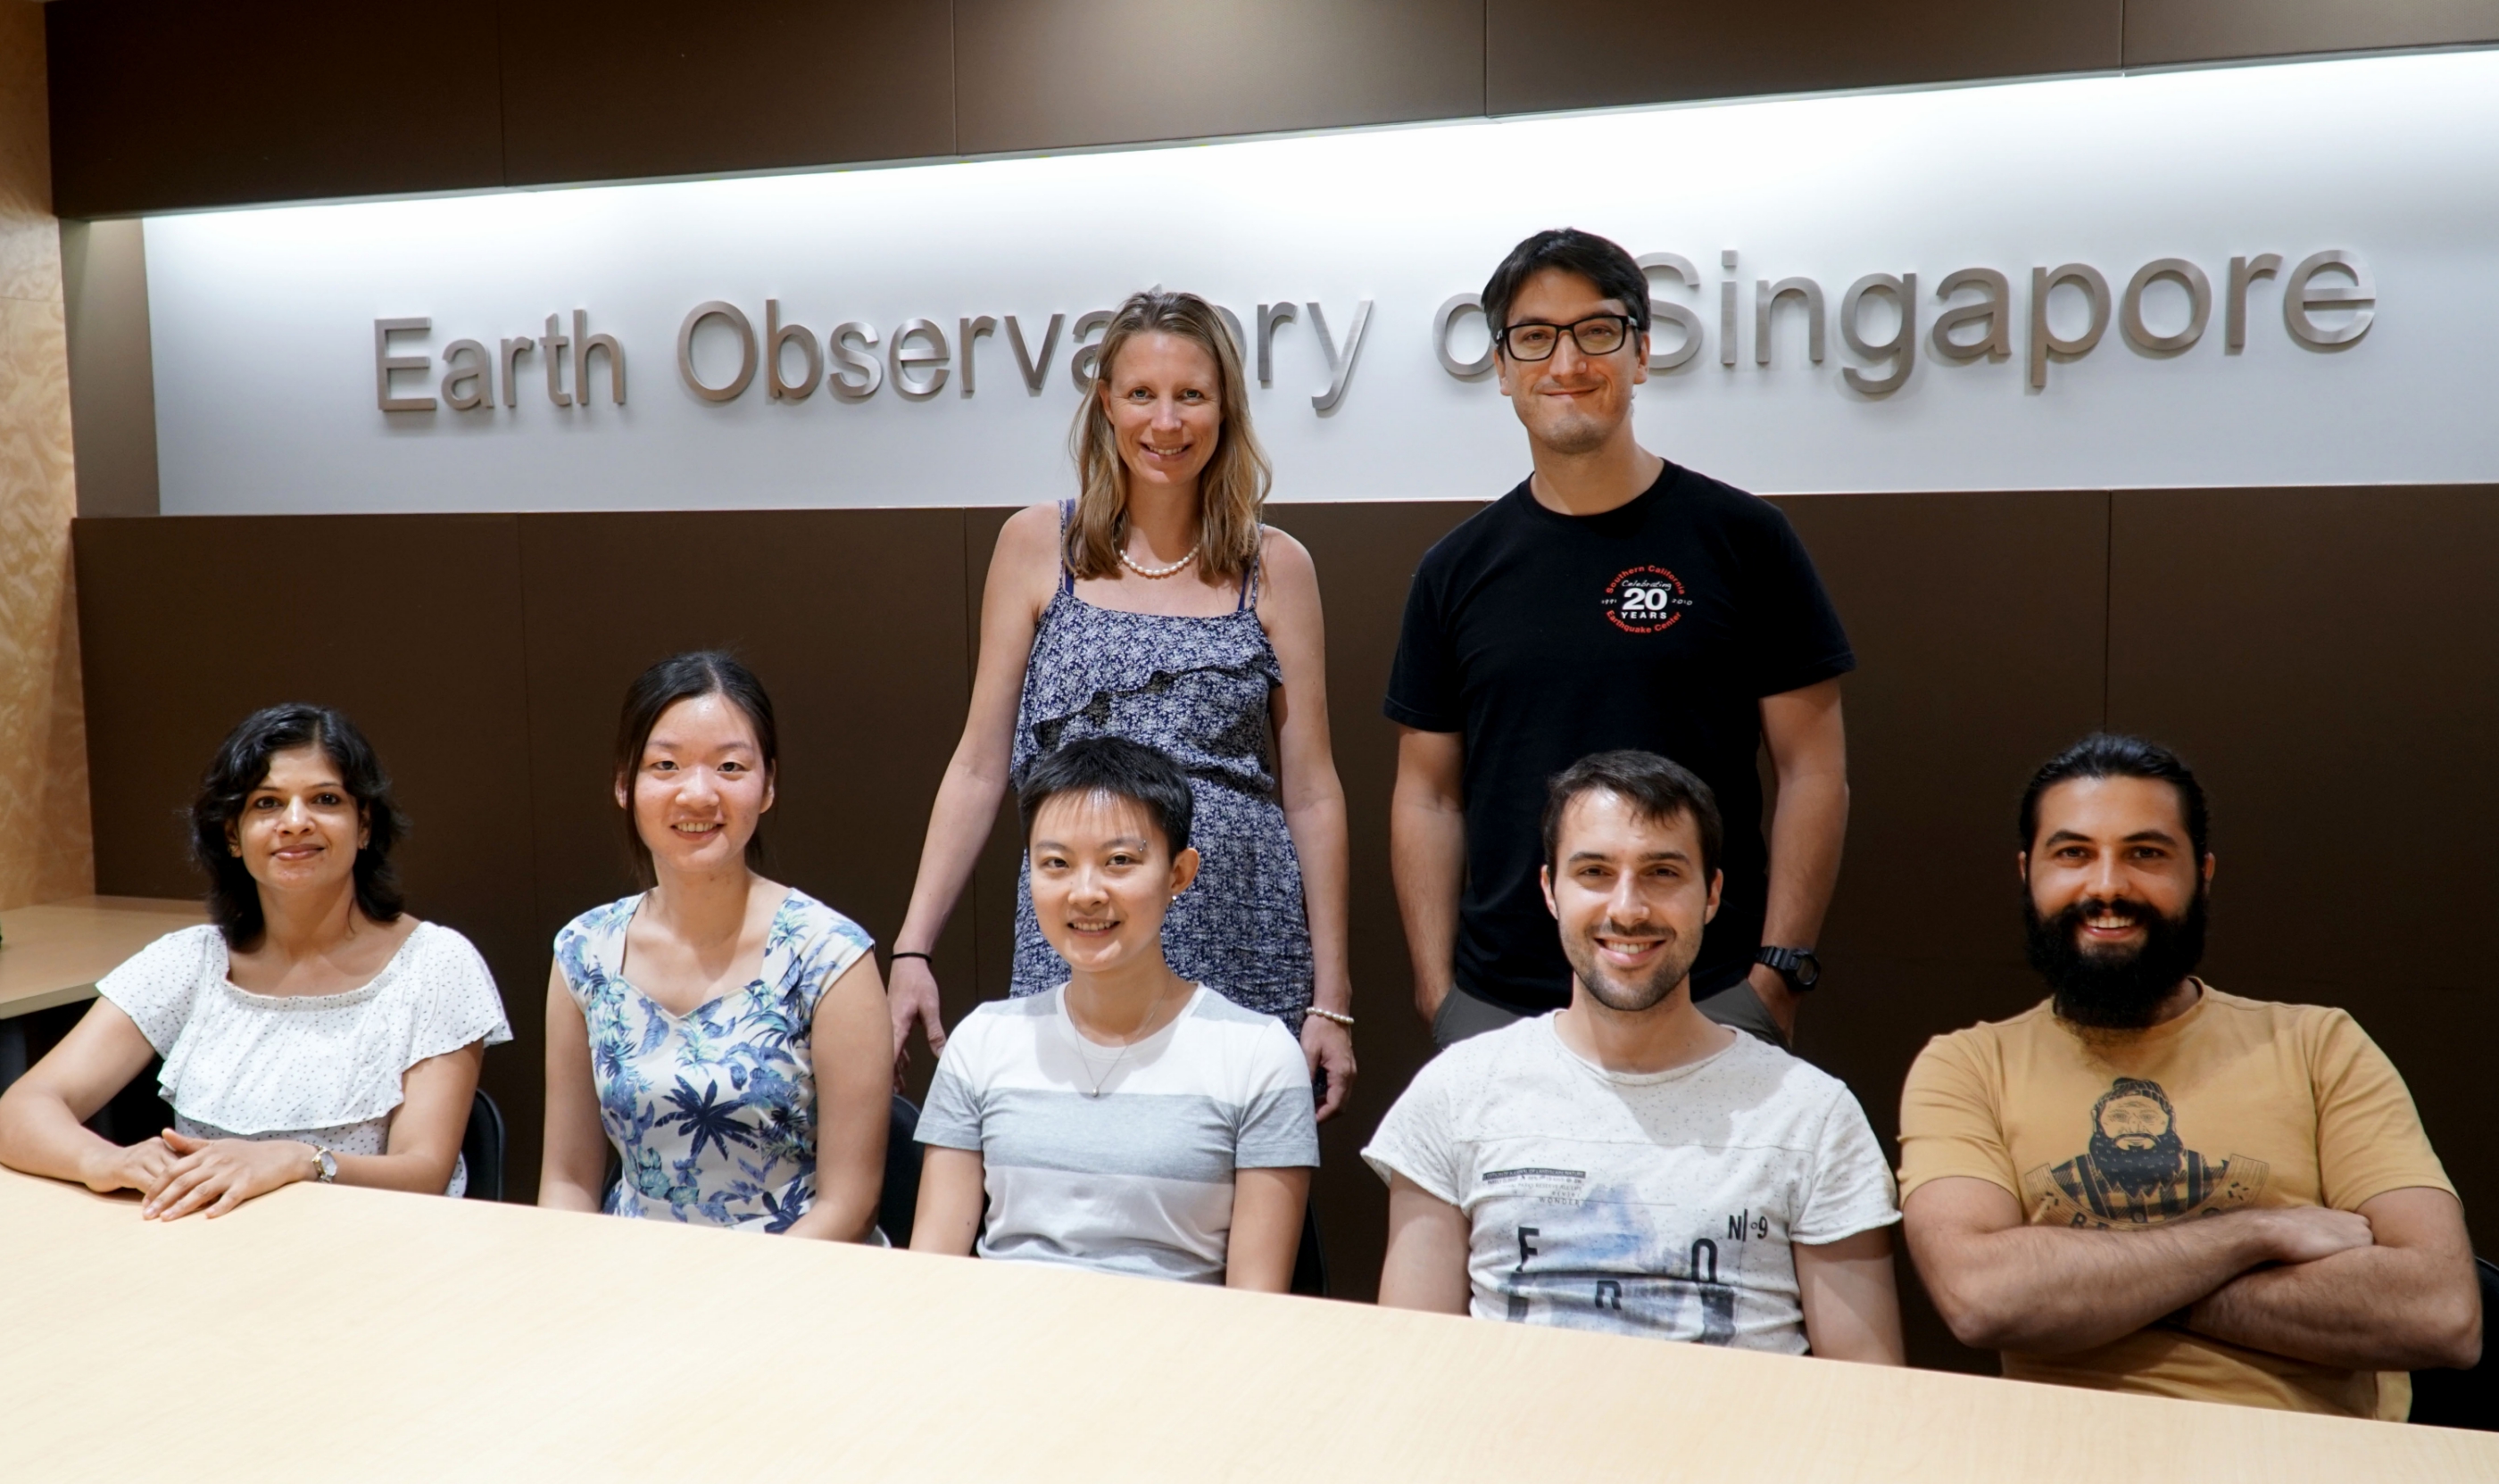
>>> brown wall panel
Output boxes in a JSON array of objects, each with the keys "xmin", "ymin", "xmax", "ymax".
[
  {"xmin": 71, "ymin": 514, "xmax": 543, "ymax": 1178},
  {"xmin": 2107, "ymin": 485, "xmax": 2499, "ymax": 1246},
  {"xmin": 1777, "ymin": 489, "xmax": 2112, "ymax": 1372},
  {"xmin": 1488, "ymin": 0, "xmax": 2119, "ymax": 116},
  {"xmin": 2126, "ymin": 0, "xmax": 2499, "ymax": 68},
  {"xmin": 512, "ymin": 510, "xmax": 978, "ymax": 1172},
  {"xmin": 497, "ymin": 1, "xmax": 955, "ymax": 187},
  {"xmin": 46, "ymin": 1, "xmax": 505, "ymax": 217},
  {"xmin": 954, "ymin": 0, "xmax": 1482, "ymax": 155}
]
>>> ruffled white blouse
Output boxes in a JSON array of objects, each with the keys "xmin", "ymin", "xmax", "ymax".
[{"xmin": 96, "ymin": 922, "xmax": 513, "ymax": 1196}]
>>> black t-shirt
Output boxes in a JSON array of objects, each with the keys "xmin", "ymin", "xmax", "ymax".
[{"xmin": 1384, "ymin": 463, "xmax": 1854, "ymax": 1015}]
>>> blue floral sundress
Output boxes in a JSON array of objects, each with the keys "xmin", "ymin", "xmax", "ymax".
[{"xmin": 554, "ymin": 889, "xmax": 873, "ymax": 1232}]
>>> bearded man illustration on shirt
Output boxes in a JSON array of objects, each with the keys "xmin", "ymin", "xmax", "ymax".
[{"xmin": 2023, "ymin": 1078, "xmax": 2269, "ymax": 1229}]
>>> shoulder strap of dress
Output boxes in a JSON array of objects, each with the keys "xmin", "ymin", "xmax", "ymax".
[
  {"xmin": 1237, "ymin": 526, "xmax": 1262, "ymax": 611},
  {"xmin": 1058, "ymin": 499, "xmax": 1076, "ymax": 596}
]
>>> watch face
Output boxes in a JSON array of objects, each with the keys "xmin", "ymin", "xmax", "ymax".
[{"xmin": 1793, "ymin": 955, "xmax": 1821, "ymax": 989}]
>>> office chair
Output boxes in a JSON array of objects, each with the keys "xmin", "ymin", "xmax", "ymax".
[
  {"xmin": 460, "ymin": 1088, "xmax": 507, "ymax": 1201},
  {"xmin": 2409, "ymin": 1256, "xmax": 2498, "ymax": 1430}
]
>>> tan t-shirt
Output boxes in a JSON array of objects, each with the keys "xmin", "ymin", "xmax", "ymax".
[{"xmin": 1897, "ymin": 983, "xmax": 2453, "ymax": 1420}]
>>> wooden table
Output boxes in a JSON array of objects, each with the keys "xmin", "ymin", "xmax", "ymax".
[
  {"xmin": 2, "ymin": 1169, "xmax": 2491, "ymax": 1482},
  {"xmin": 0, "ymin": 896, "xmax": 205, "ymax": 1086}
]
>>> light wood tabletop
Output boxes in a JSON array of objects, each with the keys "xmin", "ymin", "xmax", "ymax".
[
  {"xmin": 1, "ymin": 1168, "xmax": 2490, "ymax": 1482},
  {"xmin": 0, "ymin": 896, "xmax": 207, "ymax": 1021}
]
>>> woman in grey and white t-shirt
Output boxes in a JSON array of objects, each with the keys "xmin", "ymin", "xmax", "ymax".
[
  {"xmin": 0, "ymin": 704, "xmax": 510, "ymax": 1216},
  {"xmin": 911, "ymin": 737, "xmax": 1318, "ymax": 1288}
]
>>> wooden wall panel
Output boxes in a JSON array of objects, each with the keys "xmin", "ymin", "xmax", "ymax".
[
  {"xmin": 2126, "ymin": 0, "xmax": 2499, "ymax": 68},
  {"xmin": 2106, "ymin": 485, "xmax": 2499, "ymax": 1245},
  {"xmin": 70, "ymin": 514, "xmax": 543, "ymax": 1171},
  {"xmin": 951, "ymin": 0, "xmax": 1483, "ymax": 154},
  {"xmin": 512, "ymin": 510, "xmax": 978, "ymax": 1167},
  {"xmin": 1488, "ymin": 0, "xmax": 2119, "ymax": 116},
  {"xmin": 45, "ymin": 1, "xmax": 504, "ymax": 217},
  {"xmin": 498, "ymin": 1, "xmax": 955, "ymax": 187},
  {"xmin": 1777, "ymin": 489, "xmax": 2111, "ymax": 1372}
]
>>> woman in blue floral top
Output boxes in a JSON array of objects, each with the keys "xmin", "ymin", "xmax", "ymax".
[{"xmin": 537, "ymin": 652, "xmax": 891, "ymax": 1238}]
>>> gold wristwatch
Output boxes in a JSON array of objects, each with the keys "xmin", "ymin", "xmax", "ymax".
[{"xmin": 311, "ymin": 1146, "xmax": 338, "ymax": 1183}]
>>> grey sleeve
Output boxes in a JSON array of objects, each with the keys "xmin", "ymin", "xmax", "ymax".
[
  {"xmin": 1793, "ymin": 1085, "xmax": 1904, "ymax": 1245},
  {"xmin": 1233, "ymin": 1023, "xmax": 1320, "ymax": 1169},
  {"xmin": 913, "ymin": 1025, "xmax": 987, "ymax": 1152},
  {"xmin": 1360, "ymin": 1060, "xmax": 1462, "ymax": 1205}
]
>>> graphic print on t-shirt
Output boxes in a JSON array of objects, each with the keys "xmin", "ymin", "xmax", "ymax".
[
  {"xmin": 1600, "ymin": 564, "xmax": 1694, "ymax": 634},
  {"xmin": 2022, "ymin": 1076, "xmax": 2270, "ymax": 1230},
  {"xmin": 1482, "ymin": 1166, "xmax": 1748, "ymax": 1343}
]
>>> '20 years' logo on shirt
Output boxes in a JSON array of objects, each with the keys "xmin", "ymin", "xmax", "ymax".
[{"xmin": 1602, "ymin": 565, "xmax": 1693, "ymax": 634}]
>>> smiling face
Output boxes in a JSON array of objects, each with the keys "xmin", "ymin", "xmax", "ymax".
[
  {"xmin": 1026, "ymin": 788, "xmax": 1200, "ymax": 978},
  {"xmin": 1540, "ymin": 789, "xmax": 1721, "ymax": 1015},
  {"xmin": 228, "ymin": 744, "xmax": 367, "ymax": 897},
  {"xmin": 619, "ymin": 692, "xmax": 775, "ymax": 877},
  {"xmin": 2021, "ymin": 774, "xmax": 2213, "ymax": 1027},
  {"xmin": 1100, "ymin": 330, "xmax": 1225, "ymax": 502},
  {"xmin": 1495, "ymin": 267, "xmax": 1648, "ymax": 458}
]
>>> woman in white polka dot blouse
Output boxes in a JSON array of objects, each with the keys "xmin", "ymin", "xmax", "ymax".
[{"xmin": 0, "ymin": 704, "xmax": 511, "ymax": 1216}]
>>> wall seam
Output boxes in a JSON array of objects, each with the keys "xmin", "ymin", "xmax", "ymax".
[{"xmin": 2100, "ymin": 488, "xmax": 2115, "ymax": 725}]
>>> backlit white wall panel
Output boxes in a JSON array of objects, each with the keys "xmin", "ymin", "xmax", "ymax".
[{"xmin": 145, "ymin": 48, "xmax": 2499, "ymax": 514}]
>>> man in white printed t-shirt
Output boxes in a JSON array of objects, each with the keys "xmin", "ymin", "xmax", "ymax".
[{"xmin": 1366, "ymin": 750, "xmax": 1904, "ymax": 1359}]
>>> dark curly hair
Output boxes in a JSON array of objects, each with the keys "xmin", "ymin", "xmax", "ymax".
[{"xmin": 188, "ymin": 703, "xmax": 407, "ymax": 949}]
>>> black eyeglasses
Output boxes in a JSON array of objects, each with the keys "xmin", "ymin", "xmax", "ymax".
[{"xmin": 1498, "ymin": 314, "xmax": 1639, "ymax": 362}]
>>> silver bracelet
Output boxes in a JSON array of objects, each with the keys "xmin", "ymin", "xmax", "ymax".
[{"xmin": 1305, "ymin": 1006, "xmax": 1355, "ymax": 1028}]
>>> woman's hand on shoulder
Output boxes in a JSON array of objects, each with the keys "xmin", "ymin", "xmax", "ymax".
[
  {"xmin": 1299, "ymin": 1014, "xmax": 1356, "ymax": 1122},
  {"xmin": 141, "ymin": 1131, "xmax": 313, "ymax": 1220}
]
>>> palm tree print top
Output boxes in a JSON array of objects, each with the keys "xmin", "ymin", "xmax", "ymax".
[{"xmin": 554, "ymin": 889, "xmax": 873, "ymax": 1231}]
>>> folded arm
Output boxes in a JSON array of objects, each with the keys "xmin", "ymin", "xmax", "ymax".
[
  {"xmin": 1903, "ymin": 1175, "xmax": 2371, "ymax": 1355},
  {"xmin": 2186, "ymin": 1186, "xmax": 2480, "ymax": 1372}
]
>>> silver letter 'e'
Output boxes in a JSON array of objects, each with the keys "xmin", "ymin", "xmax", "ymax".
[
  {"xmin": 678, "ymin": 301, "xmax": 757, "ymax": 402},
  {"xmin": 375, "ymin": 318, "xmax": 436, "ymax": 412},
  {"xmin": 1636, "ymin": 253, "xmax": 1704, "ymax": 372},
  {"xmin": 2283, "ymin": 251, "xmax": 2376, "ymax": 348},
  {"xmin": 1434, "ymin": 294, "xmax": 1494, "ymax": 379},
  {"xmin": 891, "ymin": 318, "xmax": 951, "ymax": 400},
  {"xmin": 2119, "ymin": 258, "xmax": 2212, "ymax": 354}
]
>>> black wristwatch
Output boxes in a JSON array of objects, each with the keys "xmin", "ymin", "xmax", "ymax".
[{"xmin": 1756, "ymin": 946, "xmax": 1822, "ymax": 992}]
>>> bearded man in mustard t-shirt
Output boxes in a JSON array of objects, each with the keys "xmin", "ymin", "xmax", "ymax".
[{"xmin": 1897, "ymin": 734, "xmax": 2480, "ymax": 1420}]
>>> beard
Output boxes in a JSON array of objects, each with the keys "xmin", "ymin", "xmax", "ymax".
[
  {"xmin": 2024, "ymin": 890, "xmax": 2208, "ymax": 1030},
  {"xmin": 1560, "ymin": 919, "xmax": 1702, "ymax": 1014},
  {"xmin": 2088, "ymin": 1130, "xmax": 2188, "ymax": 1194}
]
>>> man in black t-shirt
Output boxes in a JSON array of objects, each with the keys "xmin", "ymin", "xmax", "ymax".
[{"xmin": 1387, "ymin": 228, "xmax": 1854, "ymax": 1049}]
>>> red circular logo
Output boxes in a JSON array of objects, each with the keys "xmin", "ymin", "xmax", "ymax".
[{"xmin": 1602, "ymin": 565, "xmax": 1690, "ymax": 634}]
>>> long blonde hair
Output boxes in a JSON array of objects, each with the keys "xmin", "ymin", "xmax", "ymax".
[{"xmin": 1067, "ymin": 290, "xmax": 1270, "ymax": 586}]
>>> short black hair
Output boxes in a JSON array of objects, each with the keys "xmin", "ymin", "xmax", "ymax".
[
  {"xmin": 188, "ymin": 703, "xmax": 406, "ymax": 949},
  {"xmin": 1542, "ymin": 750, "xmax": 1723, "ymax": 879},
  {"xmin": 1017, "ymin": 735, "xmax": 1194, "ymax": 857},
  {"xmin": 1482, "ymin": 228, "xmax": 1651, "ymax": 349},
  {"xmin": 613, "ymin": 651, "xmax": 780, "ymax": 880},
  {"xmin": 2018, "ymin": 733, "xmax": 2211, "ymax": 859}
]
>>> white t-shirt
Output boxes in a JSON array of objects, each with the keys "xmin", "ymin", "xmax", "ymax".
[
  {"xmin": 917, "ymin": 984, "xmax": 1319, "ymax": 1284},
  {"xmin": 1363, "ymin": 1015, "xmax": 1898, "ymax": 1353},
  {"xmin": 97, "ymin": 922, "xmax": 513, "ymax": 1196}
]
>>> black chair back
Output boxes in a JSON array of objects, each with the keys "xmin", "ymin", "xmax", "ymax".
[
  {"xmin": 2410, "ymin": 1256, "xmax": 2497, "ymax": 1429},
  {"xmin": 881, "ymin": 1094, "xmax": 923, "ymax": 1248},
  {"xmin": 460, "ymin": 1088, "xmax": 507, "ymax": 1202}
]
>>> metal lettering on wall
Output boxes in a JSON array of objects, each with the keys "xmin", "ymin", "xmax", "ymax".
[
  {"xmin": 145, "ymin": 50, "xmax": 2499, "ymax": 513},
  {"xmin": 369, "ymin": 245, "xmax": 2370, "ymax": 417}
]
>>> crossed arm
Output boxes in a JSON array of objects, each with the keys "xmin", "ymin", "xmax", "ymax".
[
  {"xmin": 1377, "ymin": 1173, "xmax": 1905, "ymax": 1362},
  {"xmin": 1903, "ymin": 1176, "xmax": 2482, "ymax": 1371}
]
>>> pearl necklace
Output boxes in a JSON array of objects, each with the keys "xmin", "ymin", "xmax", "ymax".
[{"xmin": 1118, "ymin": 543, "xmax": 1200, "ymax": 579}]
